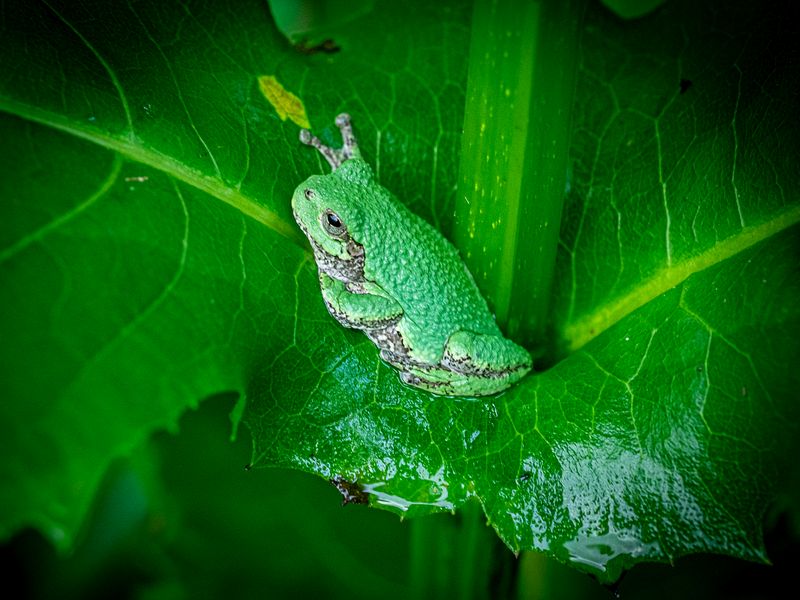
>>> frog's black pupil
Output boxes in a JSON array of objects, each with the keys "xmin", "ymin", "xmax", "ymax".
[{"xmin": 327, "ymin": 213, "xmax": 341, "ymax": 228}]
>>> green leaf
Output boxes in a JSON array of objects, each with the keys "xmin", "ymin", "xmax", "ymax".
[
  {"xmin": 245, "ymin": 0, "xmax": 800, "ymax": 581},
  {"xmin": 1, "ymin": 0, "xmax": 798, "ymax": 585},
  {"xmin": 554, "ymin": 1, "xmax": 800, "ymax": 354},
  {"xmin": 246, "ymin": 226, "xmax": 798, "ymax": 581},
  {"xmin": 0, "ymin": 0, "xmax": 468, "ymax": 549}
]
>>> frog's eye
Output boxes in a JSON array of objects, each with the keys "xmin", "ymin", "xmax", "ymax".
[
  {"xmin": 304, "ymin": 189, "xmax": 315, "ymax": 200},
  {"xmin": 322, "ymin": 210, "xmax": 347, "ymax": 237}
]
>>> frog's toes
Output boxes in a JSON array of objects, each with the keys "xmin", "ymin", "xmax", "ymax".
[
  {"xmin": 299, "ymin": 113, "xmax": 362, "ymax": 171},
  {"xmin": 366, "ymin": 324, "xmax": 410, "ymax": 359},
  {"xmin": 334, "ymin": 113, "xmax": 360, "ymax": 160},
  {"xmin": 299, "ymin": 128, "xmax": 342, "ymax": 170},
  {"xmin": 399, "ymin": 371, "xmax": 421, "ymax": 387},
  {"xmin": 399, "ymin": 369, "xmax": 451, "ymax": 392},
  {"xmin": 298, "ymin": 129, "xmax": 313, "ymax": 145}
]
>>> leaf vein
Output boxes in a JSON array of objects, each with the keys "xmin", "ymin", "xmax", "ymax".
[{"xmin": 0, "ymin": 154, "xmax": 123, "ymax": 263}]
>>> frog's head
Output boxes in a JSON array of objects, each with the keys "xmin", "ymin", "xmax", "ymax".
[{"xmin": 292, "ymin": 159, "xmax": 374, "ymax": 281}]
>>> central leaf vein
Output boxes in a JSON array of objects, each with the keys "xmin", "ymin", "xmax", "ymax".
[
  {"xmin": 564, "ymin": 205, "xmax": 800, "ymax": 351},
  {"xmin": 0, "ymin": 99, "xmax": 303, "ymax": 245}
]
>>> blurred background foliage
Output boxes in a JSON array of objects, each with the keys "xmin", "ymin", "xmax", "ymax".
[{"xmin": 2, "ymin": 395, "xmax": 798, "ymax": 599}]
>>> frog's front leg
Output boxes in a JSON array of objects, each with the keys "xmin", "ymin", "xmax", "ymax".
[
  {"xmin": 318, "ymin": 272, "xmax": 403, "ymax": 330},
  {"xmin": 299, "ymin": 113, "xmax": 361, "ymax": 170}
]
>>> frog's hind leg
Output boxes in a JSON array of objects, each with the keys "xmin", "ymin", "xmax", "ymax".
[
  {"xmin": 395, "ymin": 331, "xmax": 530, "ymax": 397},
  {"xmin": 442, "ymin": 331, "xmax": 531, "ymax": 379},
  {"xmin": 398, "ymin": 364, "xmax": 508, "ymax": 397}
]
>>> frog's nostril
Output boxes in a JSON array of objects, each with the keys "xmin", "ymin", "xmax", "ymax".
[{"xmin": 304, "ymin": 189, "xmax": 315, "ymax": 200}]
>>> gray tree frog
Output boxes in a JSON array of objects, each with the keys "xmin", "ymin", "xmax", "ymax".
[{"xmin": 292, "ymin": 114, "xmax": 531, "ymax": 396}]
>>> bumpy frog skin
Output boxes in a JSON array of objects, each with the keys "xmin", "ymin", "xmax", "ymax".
[{"xmin": 292, "ymin": 114, "xmax": 531, "ymax": 396}]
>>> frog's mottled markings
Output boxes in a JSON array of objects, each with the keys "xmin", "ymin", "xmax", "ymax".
[
  {"xmin": 294, "ymin": 215, "xmax": 366, "ymax": 285},
  {"xmin": 291, "ymin": 114, "xmax": 532, "ymax": 397},
  {"xmin": 366, "ymin": 326, "xmax": 412, "ymax": 363}
]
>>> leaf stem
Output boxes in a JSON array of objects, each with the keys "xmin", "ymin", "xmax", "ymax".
[
  {"xmin": 454, "ymin": 0, "xmax": 586, "ymax": 349},
  {"xmin": 409, "ymin": 500, "xmax": 514, "ymax": 599}
]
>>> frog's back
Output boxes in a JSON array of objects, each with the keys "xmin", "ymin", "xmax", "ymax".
[{"xmin": 357, "ymin": 183, "xmax": 501, "ymax": 346}]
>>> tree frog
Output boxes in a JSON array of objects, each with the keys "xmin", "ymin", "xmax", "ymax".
[{"xmin": 292, "ymin": 114, "xmax": 531, "ymax": 396}]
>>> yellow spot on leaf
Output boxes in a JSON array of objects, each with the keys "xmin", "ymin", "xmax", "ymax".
[{"xmin": 258, "ymin": 75, "xmax": 310, "ymax": 129}]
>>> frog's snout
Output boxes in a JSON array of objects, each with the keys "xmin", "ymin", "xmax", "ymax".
[
  {"xmin": 292, "ymin": 186, "xmax": 314, "ymax": 218},
  {"xmin": 292, "ymin": 181, "xmax": 310, "ymax": 204},
  {"xmin": 291, "ymin": 182, "xmax": 317, "ymax": 230}
]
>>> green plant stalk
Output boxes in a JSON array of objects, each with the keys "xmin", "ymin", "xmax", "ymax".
[
  {"xmin": 454, "ymin": 0, "xmax": 585, "ymax": 349},
  {"xmin": 409, "ymin": 3, "xmax": 587, "ymax": 593},
  {"xmin": 413, "ymin": 1, "xmax": 586, "ymax": 590},
  {"xmin": 409, "ymin": 500, "xmax": 513, "ymax": 600}
]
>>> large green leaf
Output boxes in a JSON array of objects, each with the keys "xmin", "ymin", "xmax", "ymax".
[
  {"xmin": 0, "ymin": 0, "xmax": 467, "ymax": 549},
  {"xmin": 1, "ymin": 0, "xmax": 798, "ymax": 583}
]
